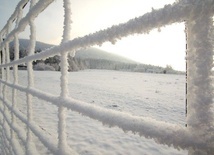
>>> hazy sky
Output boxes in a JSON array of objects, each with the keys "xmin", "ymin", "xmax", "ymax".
[{"xmin": 0, "ymin": 0, "xmax": 186, "ymax": 71}]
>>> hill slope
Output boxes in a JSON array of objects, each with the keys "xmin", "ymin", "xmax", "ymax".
[
  {"xmin": 75, "ymin": 48, "xmax": 136, "ymax": 64},
  {"xmin": 10, "ymin": 39, "xmax": 136, "ymax": 63},
  {"xmin": 10, "ymin": 38, "xmax": 54, "ymax": 51}
]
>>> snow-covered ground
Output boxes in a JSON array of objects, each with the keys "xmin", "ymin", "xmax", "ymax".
[{"xmin": 15, "ymin": 69, "xmax": 187, "ymax": 155}]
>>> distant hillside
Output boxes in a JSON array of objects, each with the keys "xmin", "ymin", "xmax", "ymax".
[
  {"xmin": 75, "ymin": 48, "xmax": 136, "ymax": 64},
  {"xmin": 10, "ymin": 38, "xmax": 54, "ymax": 51},
  {"xmin": 10, "ymin": 39, "xmax": 136, "ymax": 63},
  {"xmin": 9, "ymin": 39, "xmax": 182, "ymax": 74}
]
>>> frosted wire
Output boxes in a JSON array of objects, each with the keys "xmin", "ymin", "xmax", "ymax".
[
  {"xmin": 0, "ymin": 0, "xmax": 213, "ymax": 155},
  {"xmin": 0, "ymin": 105, "xmax": 25, "ymax": 155},
  {"xmin": 58, "ymin": 0, "xmax": 78, "ymax": 154},
  {"xmin": 0, "ymin": 0, "xmax": 54, "ymax": 48},
  {"xmin": 0, "ymin": 96, "xmax": 60, "ymax": 154},
  {"xmin": 25, "ymin": 0, "xmax": 38, "ymax": 154},
  {"xmin": 5, "ymin": 24, "xmax": 13, "ymax": 155},
  {"xmin": 0, "ymin": 78, "xmax": 212, "ymax": 151},
  {"xmin": 186, "ymin": 8, "xmax": 214, "ymax": 155},
  {"xmin": 11, "ymin": 5, "xmax": 23, "ymax": 155}
]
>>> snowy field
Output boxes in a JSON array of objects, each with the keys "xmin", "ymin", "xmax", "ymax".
[{"xmin": 14, "ymin": 69, "xmax": 187, "ymax": 155}]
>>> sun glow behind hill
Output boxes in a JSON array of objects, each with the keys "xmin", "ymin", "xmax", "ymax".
[
  {"xmin": 75, "ymin": 48, "xmax": 136, "ymax": 64},
  {"xmin": 96, "ymin": 22, "xmax": 186, "ymax": 71}
]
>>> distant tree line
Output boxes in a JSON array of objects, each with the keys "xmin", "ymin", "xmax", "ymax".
[{"xmin": 8, "ymin": 47, "xmax": 183, "ymax": 74}]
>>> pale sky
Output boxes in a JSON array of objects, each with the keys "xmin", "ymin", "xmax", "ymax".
[{"xmin": 0, "ymin": 0, "xmax": 186, "ymax": 71}]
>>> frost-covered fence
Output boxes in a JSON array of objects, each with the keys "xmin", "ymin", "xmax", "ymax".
[{"xmin": 0, "ymin": 0, "xmax": 213, "ymax": 155}]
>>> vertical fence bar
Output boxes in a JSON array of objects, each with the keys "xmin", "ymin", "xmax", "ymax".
[
  {"xmin": 11, "ymin": 5, "xmax": 24, "ymax": 155},
  {"xmin": 4, "ymin": 23, "xmax": 14, "ymax": 154},
  {"xmin": 1, "ymin": 37, "xmax": 6, "ymax": 154},
  {"xmin": 58, "ymin": 0, "xmax": 77, "ymax": 154},
  {"xmin": 58, "ymin": 51, "xmax": 69, "ymax": 154},
  {"xmin": 26, "ymin": 0, "xmax": 37, "ymax": 154},
  {"xmin": 11, "ymin": 18, "xmax": 20, "ymax": 149},
  {"xmin": 185, "ymin": 22, "xmax": 188, "ymax": 127},
  {"xmin": 0, "ymin": 36, "xmax": 3, "ymax": 154},
  {"xmin": 0, "ymin": 35, "xmax": 2, "ymax": 87},
  {"xmin": 186, "ymin": 7, "xmax": 214, "ymax": 155}
]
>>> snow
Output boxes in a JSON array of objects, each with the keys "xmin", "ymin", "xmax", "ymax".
[
  {"xmin": 0, "ymin": 70, "xmax": 211, "ymax": 154},
  {"xmin": 34, "ymin": 63, "xmax": 55, "ymax": 71},
  {"xmin": 17, "ymin": 70, "xmax": 188, "ymax": 155}
]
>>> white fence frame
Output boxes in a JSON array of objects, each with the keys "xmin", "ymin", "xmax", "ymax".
[{"xmin": 0, "ymin": 0, "xmax": 213, "ymax": 155}]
